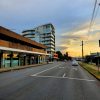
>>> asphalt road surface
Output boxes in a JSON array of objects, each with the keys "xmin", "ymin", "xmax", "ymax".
[{"xmin": 0, "ymin": 61, "xmax": 100, "ymax": 100}]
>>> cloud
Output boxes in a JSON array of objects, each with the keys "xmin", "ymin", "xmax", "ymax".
[
  {"xmin": 56, "ymin": 45, "xmax": 68, "ymax": 52},
  {"xmin": 58, "ymin": 22, "xmax": 100, "ymax": 56},
  {"xmin": 0, "ymin": 0, "xmax": 95, "ymax": 33},
  {"xmin": 60, "ymin": 22, "xmax": 100, "ymax": 43},
  {"xmin": 0, "ymin": 0, "xmax": 100, "ymax": 57},
  {"xmin": 60, "ymin": 23, "xmax": 89, "ymax": 46},
  {"xmin": 88, "ymin": 32, "xmax": 100, "ymax": 41},
  {"xmin": 62, "ymin": 34, "xmax": 88, "ymax": 41}
]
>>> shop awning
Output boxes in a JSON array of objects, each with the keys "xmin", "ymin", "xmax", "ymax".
[{"xmin": 0, "ymin": 46, "xmax": 50, "ymax": 56}]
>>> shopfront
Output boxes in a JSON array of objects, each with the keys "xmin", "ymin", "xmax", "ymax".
[{"xmin": 0, "ymin": 26, "xmax": 48, "ymax": 68}]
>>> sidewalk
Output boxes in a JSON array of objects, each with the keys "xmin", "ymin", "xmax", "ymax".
[
  {"xmin": 0, "ymin": 63, "xmax": 47, "ymax": 73},
  {"xmin": 79, "ymin": 62, "xmax": 100, "ymax": 80}
]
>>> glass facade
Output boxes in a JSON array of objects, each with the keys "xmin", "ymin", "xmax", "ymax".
[
  {"xmin": 0, "ymin": 50, "xmax": 47, "ymax": 68},
  {"xmin": 22, "ymin": 23, "xmax": 55, "ymax": 57}
]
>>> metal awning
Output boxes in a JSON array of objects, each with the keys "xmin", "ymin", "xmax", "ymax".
[{"xmin": 0, "ymin": 46, "xmax": 50, "ymax": 56}]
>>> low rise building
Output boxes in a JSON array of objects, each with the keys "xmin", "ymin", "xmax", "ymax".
[{"xmin": 0, "ymin": 26, "xmax": 48, "ymax": 68}]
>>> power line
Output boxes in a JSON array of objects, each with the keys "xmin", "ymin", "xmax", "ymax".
[
  {"xmin": 91, "ymin": 3, "xmax": 100, "ymax": 28},
  {"xmin": 88, "ymin": 0, "xmax": 98, "ymax": 33}
]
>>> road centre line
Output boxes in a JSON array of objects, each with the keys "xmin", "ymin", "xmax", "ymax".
[
  {"xmin": 31, "ymin": 63, "xmax": 64, "ymax": 76},
  {"xmin": 31, "ymin": 75, "xmax": 95, "ymax": 82}
]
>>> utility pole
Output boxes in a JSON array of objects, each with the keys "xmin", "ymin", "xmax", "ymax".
[{"xmin": 82, "ymin": 41, "xmax": 84, "ymax": 60}]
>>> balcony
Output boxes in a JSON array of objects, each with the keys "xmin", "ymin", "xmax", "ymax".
[{"xmin": 43, "ymin": 28, "xmax": 52, "ymax": 33}]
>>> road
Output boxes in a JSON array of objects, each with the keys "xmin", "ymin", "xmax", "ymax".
[{"xmin": 0, "ymin": 61, "xmax": 100, "ymax": 100}]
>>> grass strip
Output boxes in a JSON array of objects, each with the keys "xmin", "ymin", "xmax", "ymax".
[{"xmin": 79, "ymin": 62, "xmax": 100, "ymax": 80}]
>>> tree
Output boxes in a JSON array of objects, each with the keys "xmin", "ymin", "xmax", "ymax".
[
  {"xmin": 56, "ymin": 51, "xmax": 64, "ymax": 60},
  {"xmin": 84, "ymin": 55, "xmax": 91, "ymax": 63}
]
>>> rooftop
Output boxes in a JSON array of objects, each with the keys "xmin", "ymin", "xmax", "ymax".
[{"xmin": 0, "ymin": 26, "xmax": 47, "ymax": 49}]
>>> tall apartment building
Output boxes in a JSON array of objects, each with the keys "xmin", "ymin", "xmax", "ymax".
[
  {"xmin": 22, "ymin": 23, "xmax": 55, "ymax": 57},
  {"xmin": 22, "ymin": 29, "xmax": 40, "ymax": 42}
]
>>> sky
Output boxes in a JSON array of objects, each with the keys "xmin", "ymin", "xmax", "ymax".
[{"xmin": 0, "ymin": 0, "xmax": 100, "ymax": 57}]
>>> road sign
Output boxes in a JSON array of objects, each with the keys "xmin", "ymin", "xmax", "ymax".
[{"xmin": 99, "ymin": 40, "xmax": 100, "ymax": 47}]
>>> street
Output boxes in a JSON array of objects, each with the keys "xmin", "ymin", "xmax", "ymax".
[{"xmin": 0, "ymin": 61, "xmax": 100, "ymax": 100}]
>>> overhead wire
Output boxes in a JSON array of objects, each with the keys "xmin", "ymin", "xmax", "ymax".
[
  {"xmin": 91, "ymin": 2, "xmax": 100, "ymax": 29},
  {"xmin": 88, "ymin": 0, "xmax": 98, "ymax": 33}
]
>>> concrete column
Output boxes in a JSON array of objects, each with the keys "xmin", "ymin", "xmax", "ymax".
[
  {"xmin": 44, "ymin": 56, "xmax": 45, "ymax": 62},
  {"xmin": 17, "ymin": 54, "xmax": 20, "ymax": 66},
  {"xmin": 10, "ymin": 52, "xmax": 13, "ymax": 67},
  {"xmin": 43, "ymin": 56, "xmax": 44, "ymax": 62},
  {"xmin": 23, "ymin": 55, "xmax": 27, "ymax": 65},
  {"xmin": 29, "ymin": 55, "xmax": 33, "ymax": 65},
  {"xmin": 42, "ymin": 56, "xmax": 43, "ymax": 63},
  {"xmin": 38, "ymin": 55, "xmax": 40, "ymax": 64},
  {"xmin": 40, "ymin": 56, "xmax": 41, "ymax": 63},
  {"xmin": 32, "ymin": 56, "xmax": 35, "ymax": 64},
  {"xmin": 44, "ymin": 56, "xmax": 46, "ymax": 62},
  {"xmin": 27, "ymin": 55, "xmax": 30, "ymax": 65},
  {"xmin": 35, "ymin": 56, "xmax": 38, "ymax": 64},
  {"xmin": 25, "ymin": 56, "xmax": 27, "ymax": 65},
  {"xmin": 40, "ymin": 56, "xmax": 42, "ymax": 63},
  {"xmin": 43, "ymin": 56, "xmax": 45, "ymax": 62},
  {"xmin": 38, "ymin": 56, "xmax": 39, "ymax": 64},
  {"xmin": 42, "ymin": 56, "xmax": 44, "ymax": 63},
  {"xmin": 41, "ymin": 56, "xmax": 42, "ymax": 63},
  {"xmin": 0, "ymin": 51, "xmax": 3, "ymax": 68}
]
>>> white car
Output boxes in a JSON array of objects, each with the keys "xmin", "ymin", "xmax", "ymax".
[{"xmin": 72, "ymin": 60, "xmax": 78, "ymax": 66}]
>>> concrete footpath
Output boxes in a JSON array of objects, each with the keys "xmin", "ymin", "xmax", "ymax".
[{"xmin": 0, "ymin": 63, "xmax": 48, "ymax": 73}]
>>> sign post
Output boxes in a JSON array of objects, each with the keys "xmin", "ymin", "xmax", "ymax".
[
  {"xmin": 99, "ymin": 40, "xmax": 100, "ymax": 47},
  {"xmin": 97, "ymin": 52, "xmax": 100, "ymax": 73}
]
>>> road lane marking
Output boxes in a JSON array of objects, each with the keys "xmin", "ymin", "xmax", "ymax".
[
  {"xmin": 30, "ymin": 75, "xmax": 95, "ymax": 82},
  {"xmin": 66, "ymin": 77, "xmax": 95, "ymax": 82},
  {"xmin": 72, "ymin": 67, "xmax": 78, "ymax": 71},
  {"xmin": 62, "ymin": 73, "xmax": 66, "ymax": 77},
  {"xmin": 31, "ymin": 63, "xmax": 64, "ymax": 76},
  {"xmin": 58, "ymin": 67, "xmax": 65, "ymax": 69}
]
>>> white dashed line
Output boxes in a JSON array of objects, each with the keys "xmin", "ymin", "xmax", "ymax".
[
  {"xmin": 62, "ymin": 73, "xmax": 66, "ymax": 77},
  {"xmin": 72, "ymin": 67, "xmax": 78, "ymax": 71},
  {"xmin": 58, "ymin": 67, "xmax": 65, "ymax": 69},
  {"xmin": 31, "ymin": 63, "xmax": 64, "ymax": 76}
]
